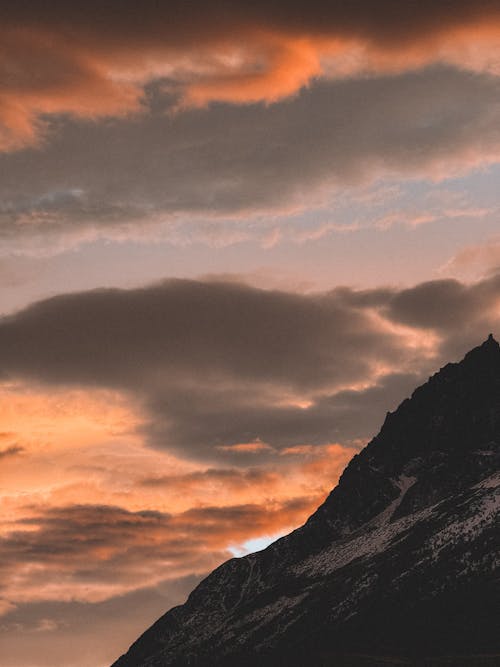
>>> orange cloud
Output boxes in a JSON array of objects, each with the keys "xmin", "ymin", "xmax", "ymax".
[
  {"xmin": 0, "ymin": 381, "xmax": 141, "ymax": 471},
  {"xmin": 0, "ymin": 495, "xmax": 324, "ymax": 609},
  {"xmin": 0, "ymin": 26, "xmax": 142, "ymax": 151},
  {"xmin": 4, "ymin": 273, "xmax": 500, "ymax": 634},
  {"xmin": 179, "ymin": 32, "xmax": 322, "ymax": 107},
  {"xmin": 0, "ymin": 381, "xmax": 354, "ymax": 612},
  {"xmin": 3, "ymin": 3, "xmax": 500, "ymax": 150}
]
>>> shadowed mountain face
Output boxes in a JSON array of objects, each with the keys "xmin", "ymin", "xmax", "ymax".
[{"xmin": 112, "ymin": 337, "xmax": 500, "ymax": 667}]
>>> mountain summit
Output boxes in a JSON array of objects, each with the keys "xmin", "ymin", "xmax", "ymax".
[{"xmin": 112, "ymin": 338, "xmax": 500, "ymax": 666}]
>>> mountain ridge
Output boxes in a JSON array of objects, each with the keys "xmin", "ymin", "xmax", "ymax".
[{"xmin": 112, "ymin": 337, "xmax": 500, "ymax": 667}]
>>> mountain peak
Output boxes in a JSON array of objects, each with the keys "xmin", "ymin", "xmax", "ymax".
[
  {"xmin": 112, "ymin": 340, "xmax": 500, "ymax": 667},
  {"xmin": 473, "ymin": 332, "xmax": 498, "ymax": 350},
  {"xmin": 457, "ymin": 332, "xmax": 500, "ymax": 372},
  {"xmin": 482, "ymin": 332, "xmax": 500, "ymax": 350},
  {"xmin": 304, "ymin": 337, "xmax": 500, "ymax": 543}
]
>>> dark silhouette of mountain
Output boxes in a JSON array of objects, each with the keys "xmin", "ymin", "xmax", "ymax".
[{"xmin": 112, "ymin": 337, "xmax": 500, "ymax": 667}]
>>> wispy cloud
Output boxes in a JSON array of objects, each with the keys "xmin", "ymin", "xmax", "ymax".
[{"xmin": 441, "ymin": 236, "xmax": 500, "ymax": 279}]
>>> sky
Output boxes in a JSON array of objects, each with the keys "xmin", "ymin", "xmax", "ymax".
[{"xmin": 2, "ymin": 2, "xmax": 500, "ymax": 665}]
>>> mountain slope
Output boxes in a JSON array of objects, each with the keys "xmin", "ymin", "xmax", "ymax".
[{"xmin": 112, "ymin": 336, "xmax": 500, "ymax": 667}]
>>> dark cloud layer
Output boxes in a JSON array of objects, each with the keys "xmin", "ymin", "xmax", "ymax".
[
  {"xmin": 2, "ymin": 67, "xmax": 500, "ymax": 248},
  {"xmin": 0, "ymin": 279, "xmax": 400, "ymax": 391},
  {"xmin": 6, "ymin": 1, "xmax": 500, "ymax": 40},
  {"xmin": 3, "ymin": 0, "xmax": 500, "ymax": 155},
  {"xmin": 0, "ymin": 278, "xmax": 403, "ymax": 457},
  {"xmin": 143, "ymin": 372, "xmax": 421, "ymax": 454},
  {"xmin": 1, "ymin": 276, "xmax": 499, "ymax": 461},
  {"xmin": 385, "ymin": 276, "xmax": 500, "ymax": 329}
]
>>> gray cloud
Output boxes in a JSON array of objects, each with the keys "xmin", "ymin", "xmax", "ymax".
[
  {"xmin": 142, "ymin": 372, "xmax": 421, "ymax": 456},
  {"xmin": 384, "ymin": 274, "xmax": 500, "ymax": 333},
  {"xmin": 0, "ymin": 279, "xmax": 403, "ymax": 392},
  {"xmin": 1, "ymin": 276, "xmax": 499, "ymax": 462},
  {"xmin": 6, "ymin": 1, "xmax": 500, "ymax": 44},
  {"xmin": 2, "ymin": 67, "xmax": 500, "ymax": 251},
  {"xmin": 0, "ymin": 277, "xmax": 426, "ymax": 463}
]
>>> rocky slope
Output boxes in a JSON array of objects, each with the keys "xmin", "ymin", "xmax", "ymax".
[{"xmin": 112, "ymin": 336, "xmax": 500, "ymax": 666}]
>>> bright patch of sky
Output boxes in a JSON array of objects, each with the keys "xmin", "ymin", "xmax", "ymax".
[{"xmin": 228, "ymin": 533, "xmax": 287, "ymax": 558}]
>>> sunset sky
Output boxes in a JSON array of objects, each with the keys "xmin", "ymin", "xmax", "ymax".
[{"xmin": 2, "ymin": 2, "xmax": 500, "ymax": 666}]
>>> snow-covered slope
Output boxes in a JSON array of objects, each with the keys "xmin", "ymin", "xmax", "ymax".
[{"xmin": 112, "ymin": 336, "xmax": 500, "ymax": 666}]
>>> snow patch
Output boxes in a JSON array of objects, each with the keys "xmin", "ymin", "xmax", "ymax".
[
  {"xmin": 365, "ymin": 474, "xmax": 416, "ymax": 529},
  {"xmin": 474, "ymin": 470, "xmax": 500, "ymax": 489},
  {"xmin": 292, "ymin": 503, "xmax": 433, "ymax": 578},
  {"xmin": 427, "ymin": 485, "xmax": 499, "ymax": 557}
]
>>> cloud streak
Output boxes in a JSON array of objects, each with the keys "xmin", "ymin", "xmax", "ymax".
[
  {"xmin": 0, "ymin": 494, "xmax": 328, "ymax": 612},
  {"xmin": 2, "ymin": 67, "xmax": 500, "ymax": 255}
]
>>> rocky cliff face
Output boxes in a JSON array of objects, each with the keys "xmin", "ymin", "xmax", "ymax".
[{"xmin": 112, "ymin": 337, "xmax": 500, "ymax": 666}]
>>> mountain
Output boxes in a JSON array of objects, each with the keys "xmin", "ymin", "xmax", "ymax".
[{"xmin": 112, "ymin": 336, "xmax": 500, "ymax": 667}]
